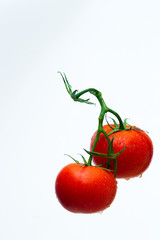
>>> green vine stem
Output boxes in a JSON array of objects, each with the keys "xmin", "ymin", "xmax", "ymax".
[{"xmin": 59, "ymin": 72, "xmax": 128, "ymax": 176}]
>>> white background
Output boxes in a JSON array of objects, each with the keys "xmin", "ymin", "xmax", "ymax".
[{"xmin": 0, "ymin": 0, "xmax": 160, "ymax": 239}]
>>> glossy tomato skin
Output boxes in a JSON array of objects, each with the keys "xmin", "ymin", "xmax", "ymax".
[
  {"xmin": 55, "ymin": 163, "xmax": 117, "ymax": 213},
  {"xmin": 90, "ymin": 125, "xmax": 153, "ymax": 179}
]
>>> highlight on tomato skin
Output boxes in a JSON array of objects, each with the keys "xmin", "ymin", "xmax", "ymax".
[
  {"xmin": 55, "ymin": 163, "xmax": 117, "ymax": 214},
  {"xmin": 90, "ymin": 124, "xmax": 153, "ymax": 179}
]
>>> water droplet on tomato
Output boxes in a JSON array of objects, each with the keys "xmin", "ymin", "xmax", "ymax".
[
  {"xmin": 99, "ymin": 211, "xmax": 103, "ymax": 214},
  {"xmin": 139, "ymin": 174, "xmax": 142, "ymax": 178},
  {"xmin": 125, "ymin": 178, "xmax": 130, "ymax": 181}
]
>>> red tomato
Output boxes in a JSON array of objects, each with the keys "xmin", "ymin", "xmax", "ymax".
[
  {"xmin": 90, "ymin": 124, "xmax": 153, "ymax": 179},
  {"xmin": 55, "ymin": 163, "xmax": 117, "ymax": 213}
]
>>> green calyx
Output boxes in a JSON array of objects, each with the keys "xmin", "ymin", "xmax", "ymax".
[
  {"xmin": 64, "ymin": 153, "xmax": 114, "ymax": 173},
  {"xmin": 105, "ymin": 115, "xmax": 146, "ymax": 135},
  {"xmin": 58, "ymin": 72, "xmax": 136, "ymax": 177}
]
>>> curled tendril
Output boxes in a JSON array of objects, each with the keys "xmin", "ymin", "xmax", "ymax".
[{"xmin": 58, "ymin": 72, "xmax": 95, "ymax": 105}]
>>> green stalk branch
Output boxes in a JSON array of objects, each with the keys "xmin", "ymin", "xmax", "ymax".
[{"xmin": 59, "ymin": 72, "xmax": 127, "ymax": 176}]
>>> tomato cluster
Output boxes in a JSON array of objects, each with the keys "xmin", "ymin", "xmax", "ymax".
[{"xmin": 55, "ymin": 73, "xmax": 153, "ymax": 214}]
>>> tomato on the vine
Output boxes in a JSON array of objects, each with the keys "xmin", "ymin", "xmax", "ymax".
[
  {"xmin": 55, "ymin": 163, "xmax": 117, "ymax": 213},
  {"xmin": 90, "ymin": 124, "xmax": 153, "ymax": 179},
  {"xmin": 56, "ymin": 73, "xmax": 154, "ymax": 213}
]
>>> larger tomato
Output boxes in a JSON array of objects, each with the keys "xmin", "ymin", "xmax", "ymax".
[
  {"xmin": 55, "ymin": 163, "xmax": 117, "ymax": 213},
  {"xmin": 90, "ymin": 124, "xmax": 153, "ymax": 179}
]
